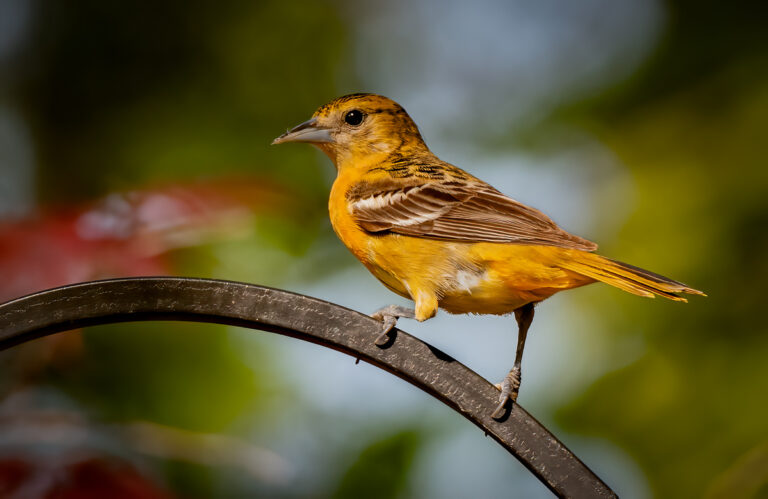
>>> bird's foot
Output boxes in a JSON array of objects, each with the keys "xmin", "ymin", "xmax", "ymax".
[
  {"xmin": 492, "ymin": 366, "xmax": 521, "ymax": 419},
  {"xmin": 371, "ymin": 305, "xmax": 415, "ymax": 345}
]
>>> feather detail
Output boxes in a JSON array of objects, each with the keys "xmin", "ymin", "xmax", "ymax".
[
  {"xmin": 347, "ymin": 178, "xmax": 597, "ymax": 251},
  {"xmin": 557, "ymin": 252, "xmax": 706, "ymax": 300}
]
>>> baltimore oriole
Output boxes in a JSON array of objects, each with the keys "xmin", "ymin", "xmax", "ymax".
[{"xmin": 273, "ymin": 93, "xmax": 704, "ymax": 418}]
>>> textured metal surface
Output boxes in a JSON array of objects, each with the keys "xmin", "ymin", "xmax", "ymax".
[{"xmin": 0, "ymin": 277, "xmax": 616, "ymax": 498}]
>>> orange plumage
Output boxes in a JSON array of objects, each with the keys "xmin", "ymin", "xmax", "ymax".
[{"xmin": 273, "ymin": 93, "xmax": 704, "ymax": 417}]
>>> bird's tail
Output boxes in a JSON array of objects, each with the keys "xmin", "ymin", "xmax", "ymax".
[{"xmin": 559, "ymin": 252, "xmax": 706, "ymax": 302}]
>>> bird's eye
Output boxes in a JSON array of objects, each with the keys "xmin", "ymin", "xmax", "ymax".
[{"xmin": 344, "ymin": 109, "xmax": 364, "ymax": 126}]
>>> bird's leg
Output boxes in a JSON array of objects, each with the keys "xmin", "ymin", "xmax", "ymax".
[
  {"xmin": 492, "ymin": 302, "xmax": 535, "ymax": 418},
  {"xmin": 371, "ymin": 305, "xmax": 416, "ymax": 345}
]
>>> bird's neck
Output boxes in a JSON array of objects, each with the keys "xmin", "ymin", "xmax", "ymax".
[{"xmin": 329, "ymin": 140, "xmax": 433, "ymax": 173}]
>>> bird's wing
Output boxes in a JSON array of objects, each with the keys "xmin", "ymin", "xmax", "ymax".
[{"xmin": 347, "ymin": 179, "xmax": 598, "ymax": 251}]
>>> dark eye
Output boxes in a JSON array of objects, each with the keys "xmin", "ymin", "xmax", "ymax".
[{"xmin": 344, "ymin": 109, "xmax": 364, "ymax": 126}]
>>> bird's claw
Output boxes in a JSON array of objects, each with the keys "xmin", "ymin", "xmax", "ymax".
[
  {"xmin": 373, "ymin": 315, "xmax": 398, "ymax": 345},
  {"xmin": 371, "ymin": 305, "xmax": 415, "ymax": 345},
  {"xmin": 491, "ymin": 367, "xmax": 521, "ymax": 419}
]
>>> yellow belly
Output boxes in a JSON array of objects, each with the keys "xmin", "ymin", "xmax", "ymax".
[{"xmin": 365, "ymin": 236, "xmax": 591, "ymax": 315}]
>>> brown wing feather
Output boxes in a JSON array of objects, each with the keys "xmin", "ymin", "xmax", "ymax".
[{"xmin": 349, "ymin": 180, "xmax": 597, "ymax": 251}]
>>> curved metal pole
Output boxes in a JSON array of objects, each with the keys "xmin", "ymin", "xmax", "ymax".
[{"xmin": 0, "ymin": 277, "xmax": 616, "ymax": 498}]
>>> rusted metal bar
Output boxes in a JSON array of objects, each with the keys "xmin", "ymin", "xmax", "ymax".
[{"xmin": 0, "ymin": 277, "xmax": 616, "ymax": 498}]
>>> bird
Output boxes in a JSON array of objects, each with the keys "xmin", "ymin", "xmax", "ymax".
[{"xmin": 272, "ymin": 93, "xmax": 704, "ymax": 418}]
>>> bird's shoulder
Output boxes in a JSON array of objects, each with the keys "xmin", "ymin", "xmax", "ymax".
[{"xmin": 361, "ymin": 149, "xmax": 474, "ymax": 182}]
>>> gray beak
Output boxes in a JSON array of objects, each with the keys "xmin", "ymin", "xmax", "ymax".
[{"xmin": 272, "ymin": 117, "xmax": 333, "ymax": 145}]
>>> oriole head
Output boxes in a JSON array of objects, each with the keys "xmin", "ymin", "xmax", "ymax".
[{"xmin": 272, "ymin": 93, "xmax": 427, "ymax": 165}]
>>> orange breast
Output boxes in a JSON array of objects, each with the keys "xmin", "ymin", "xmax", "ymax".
[{"xmin": 329, "ymin": 173, "xmax": 374, "ymax": 262}]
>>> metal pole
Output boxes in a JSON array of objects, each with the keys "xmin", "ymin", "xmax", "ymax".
[{"xmin": 0, "ymin": 277, "xmax": 617, "ymax": 498}]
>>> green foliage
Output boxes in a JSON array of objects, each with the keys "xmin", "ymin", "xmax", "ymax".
[
  {"xmin": 61, "ymin": 322, "xmax": 268, "ymax": 431},
  {"xmin": 331, "ymin": 430, "xmax": 422, "ymax": 499},
  {"xmin": 552, "ymin": 5, "xmax": 768, "ymax": 496},
  {"xmin": 14, "ymin": 0, "xmax": 348, "ymax": 202},
  {"xmin": 163, "ymin": 460, "xmax": 215, "ymax": 499}
]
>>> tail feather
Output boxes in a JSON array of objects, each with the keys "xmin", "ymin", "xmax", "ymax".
[{"xmin": 559, "ymin": 253, "xmax": 705, "ymax": 302}]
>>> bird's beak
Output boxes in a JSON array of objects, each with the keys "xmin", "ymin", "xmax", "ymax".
[{"xmin": 271, "ymin": 117, "xmax": 333, "ymax": 145}]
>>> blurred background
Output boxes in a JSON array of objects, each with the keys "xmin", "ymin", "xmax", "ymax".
[{"xmin": 0, "ymin": 0, "xmax": 766, "ymax": 497}]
